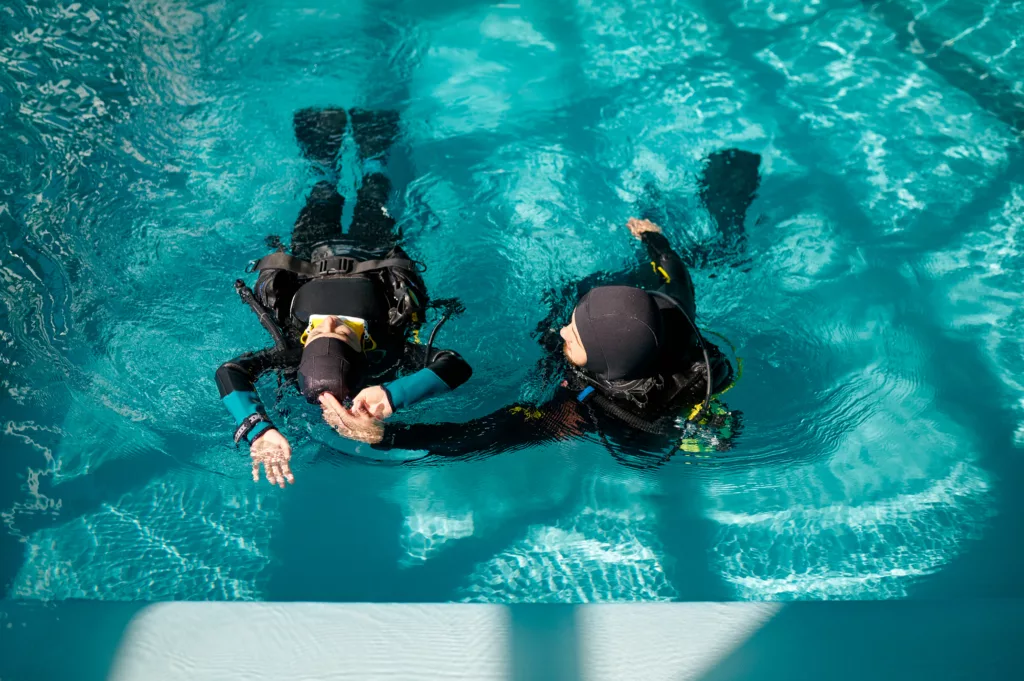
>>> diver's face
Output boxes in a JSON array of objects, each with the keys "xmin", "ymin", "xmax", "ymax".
[
  {"xmin": 298, "ymin": 316, "xmax": 366, "ymax": 403},
  {"xmin": 559, "ymin": 312, "xmax": 588, "ymax": 367},
  {"xmin": 305, "ymin": 316, "xmax": 362, "ymax": 353}
]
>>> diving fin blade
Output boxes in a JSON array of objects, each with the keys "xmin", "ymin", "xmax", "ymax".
[
  {"xmin": 699, "ymin": 148, "xmax": 762, "ymax": 240},
  {"xmin": 293, "ymin": 107, "xmax": 348, "ymax": 166}
]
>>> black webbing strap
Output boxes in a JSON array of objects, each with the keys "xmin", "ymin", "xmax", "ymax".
[
  {"xmin": 251, "ymin": 251, "xmax": 417, "ymax": 278},
  {"xmin": 234, "ymin": 412, "xmax": 271, "ymax": 445}
]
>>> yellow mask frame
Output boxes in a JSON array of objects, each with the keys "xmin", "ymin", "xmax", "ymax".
[{"xmin": 300, "ymin": 314, "xmax": 377, "ymax": 351}]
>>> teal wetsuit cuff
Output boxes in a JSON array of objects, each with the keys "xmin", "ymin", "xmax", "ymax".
[
  {"xmin": 383, "ymin": 368, "xmax": 450, "ymax": 411},
  {"xmin": 234, "ymin": 412, "xmax": 274, "ymax": 445},
  {"xmin": 222, "ymin": 390, "xmax": 275, "ymax": 445},
  {"xmin": 222, "ymin": 390, "xmax": 265, "ymax": 425}
]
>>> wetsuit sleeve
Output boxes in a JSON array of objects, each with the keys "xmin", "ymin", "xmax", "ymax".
[
  {"xmin": 214, "ymin": 348, "xmax": 301, "ymax": 444},
  {"xmin": 374, "ymin": 392, "xmax": 591, "ymax": 458},
  {"xmin": 641, "ymin": 231, "xmax": 696, "ymax": 319},
  {"xmin": 382, "ymin": 344, "xmax": 473, "ymax": 412}
]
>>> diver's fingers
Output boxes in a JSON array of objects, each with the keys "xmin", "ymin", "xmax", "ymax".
[
  {"xmin": 323, "ymin": 413, "xmax": 354, "ymax": 439},
  {"xmin": 352, "ymin": 395, "xmax": 371, "ymax": 415},
  {"xmin": 282, "ymin": 463, "xmax": 295, "ymax": 485},
  {"xmin": 335, "ymin": 409, "xmax": 366, "ymax": 440},
  {"xmin": 335, "ymin": 407, "xmax": 383, "ymax": 444},
  {"xmin": 329, "ymin": 418, "xmax": 351, "ymax": 437},
  {"xmin": 252, "ymin": 459, "xmax": 260, "ymax": 483},
  {"xmin": 319, "ymin": 393, "xmax": 349, "ymax": 432},
  {"xmin": 269, "ymin": 463, "xmax": 284, "ymax": 488},
  {"xmin": 320, "ymin": 392, "xmax": 345, "ymax": 417},
  {"xmin": 322, "ymin": 405, "xmax": 349, "ymax": 433},
  {"xmin": 275, "ymin": 461, "xmax": 290, "ymax": 487},
  {"xmin": 356, "ymin": 397, "xmax": 376, "ymax": 417},
  {"xmin": 336, "ymin": 405, "xmax": 363, "ymax": 429}
]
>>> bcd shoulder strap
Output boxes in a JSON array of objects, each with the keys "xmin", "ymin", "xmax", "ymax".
[{"xmin": 250, "ymin": 250, "xmax": 418, "ymax": 278}]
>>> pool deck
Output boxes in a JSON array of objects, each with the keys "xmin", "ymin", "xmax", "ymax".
[{"xmin": 1, "ymin": 600, "xmax": 1021, "ymax": 680}]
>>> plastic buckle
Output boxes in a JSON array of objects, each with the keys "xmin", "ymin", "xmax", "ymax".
[
  {"xmin": 244, "ymin": 259, "xmax": 259, "ymax": 274},
  {"xmin": 234, "ymin": 412, "xmax": 268, "ymax": 445},
  {"xmin": 318, "ymin": 257, "xmax": 355, "ymax": 276},
  {"xmin": 577, "ymin": 386, "xmax": 595, "ymax": 402}
]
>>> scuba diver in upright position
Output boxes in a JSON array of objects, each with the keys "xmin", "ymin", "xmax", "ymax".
[
  {"xmin": 215, "ymin": 108, "xmax": 472, "ymax": 486},
  {"xmin": 321, "ymin": 149, "xmax": 761, "ymax": 467}
]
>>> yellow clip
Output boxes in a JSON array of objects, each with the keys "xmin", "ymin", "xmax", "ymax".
[
  {"xmin": 510, "ymin": 406, "xmax": 544, "ymax": 421},
  {"xmin": 650, "ymin": 261, "xmax": 671, "ymax": 283}
]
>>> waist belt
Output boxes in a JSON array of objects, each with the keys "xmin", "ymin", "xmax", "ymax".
[{"xmin": 248, "ymin": 251, "xmax": 418, "ymax": 278}]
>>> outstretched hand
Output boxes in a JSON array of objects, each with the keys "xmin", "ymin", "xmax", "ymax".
[
  {"xmin": 319, "ymin": 393, "xmax": 385, "ymax": 444},
  {"xmin": 351, "ymin": 385, "xmax": 394, "ymax": 420},
  {"xmin": 250, "ymin": 428, "xmax": 295, "ymax": 488},
  {"xmin": 627, "ymin": 217, "xmax": 663, "ymax": 239}
]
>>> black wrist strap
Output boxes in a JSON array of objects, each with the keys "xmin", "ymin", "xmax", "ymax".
[
  {"xmin": 234, "ymin": 412, "xmax": 271, "ymax": 445},
  {"xmin": 382, "ymin": 386, "xmax": 396, "ymax": 414}
]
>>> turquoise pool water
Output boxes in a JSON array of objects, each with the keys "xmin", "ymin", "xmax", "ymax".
[{"xmin": 1, "ymin": 0, "xmax": 1023, "ymax": 602}]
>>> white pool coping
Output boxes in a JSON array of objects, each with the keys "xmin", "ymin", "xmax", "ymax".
[
  {"xmin": 106, "ymin": 602, "xmax": 778, "ymax": 681},
  {"xmin": 2, "ymin": 600, "xmax": 1022, "ymax": 680}
]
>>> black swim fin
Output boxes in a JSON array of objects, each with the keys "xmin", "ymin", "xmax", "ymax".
[
  {"xmin": 699, "ymin": 148, "xmax": 761, "ymax": 243},
  {"xmin": 349, "ymin": 108, "xmax": 400, "ymax": 162},
  {"xmin": 293, "ymin": 107, "xmax": 348, "ymax": 166}
]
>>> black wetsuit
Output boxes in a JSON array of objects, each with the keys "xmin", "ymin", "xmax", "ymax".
[
  {"xmin": 372, "ymin": 231, "xmax": 735, "ymax": 466},
  {"xmin": 215, "ymin": 108, "xmax": 471, "ymax": 446},
  {"xmin": 372, "ymin": 148, "xmax": 761, "ymax": 466}
]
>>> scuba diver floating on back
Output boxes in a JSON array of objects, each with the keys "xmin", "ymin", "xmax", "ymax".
[
  {"xmin": 321, "ymin": 149, "xmax": 761, "ymax": 467},
  {"xmin": 215, "ymin": 108, "xmax": 472, "ymax": 487}
]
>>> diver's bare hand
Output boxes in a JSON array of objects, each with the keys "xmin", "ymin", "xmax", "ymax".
[
  {"xmin": 319, "ymin": 393, "xmax": 384, "ymax": 444},
  {"xmin": 351, "ymin": 385, "xmax": 394, "ymax": 420},
  {"xmin": 250, "ymin": 429, "xmax": 294, "ymax": 488},
  {"xmin": 627, "ymin": 217, "xmax": 663, "ymax": 239}
]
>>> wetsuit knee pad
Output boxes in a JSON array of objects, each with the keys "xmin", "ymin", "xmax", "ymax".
[{"xmin": 298, "ymin": 337, "xmax": 366, "ymax": 403}]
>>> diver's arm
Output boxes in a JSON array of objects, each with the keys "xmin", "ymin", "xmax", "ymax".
[
  {"xmin": 374, "ymin": 391, "xmax": 589, "ymax": 458},
  {"xmin": 379, "ymin": 345, "xmax": 473, "ymax": 413},
  {"xmin": 214, "ymin": 347, "xmax": 301, "ymax": 445},
  {"xmin": 638, "ymin": 228, "xmax": 697, "ymax": 319}
]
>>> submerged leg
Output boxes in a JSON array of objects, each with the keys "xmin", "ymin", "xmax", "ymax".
[
  {"xmin": 699, "ymin": 148, "xmax": 761, "ymax": 250},
  {"xmin": 293, "ymin": 107, "xmax": 348, "ymax": 167},
  {"xmin": 348, "ymin": 109, "xmax": 402, "ymax": 249},
  {"xmin": 290, "ymin": 180, "xmax": 344, "ymax": 260},
  {"xmin": 349, "ymin": 172, "xmax": 397, "ymax": 249}
]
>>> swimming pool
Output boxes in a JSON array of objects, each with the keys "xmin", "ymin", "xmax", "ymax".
[{"xmin": 1, "ymin": 0, "xmax": 1022, "ymax": 602}]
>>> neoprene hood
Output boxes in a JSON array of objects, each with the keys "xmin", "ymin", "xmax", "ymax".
[
  {"xmin": 298, "ymin": 336, "xmax": 366, "ymax": 403},
  {"xmin": 573, "ymin": 285, "xmax": 662, "ymax": 381}
]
